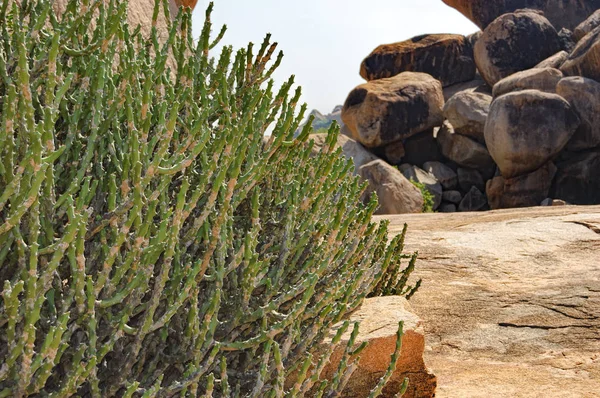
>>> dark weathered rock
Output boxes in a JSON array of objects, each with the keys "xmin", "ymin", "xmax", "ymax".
[
  {"xmin": 437, "ymin": 121, "xmax": 495, "ymax": 170},
  {"xmin": 403, "ymin": 129, "xmax": 445, "ymax": 167},
  {"xmin": 442, "ymin": 190, "xmax": 463, "ymax": 204},
  {"xmin": 457, "ymin": 168, "xmax": 485, "ymax": 192},
  {"xmin": 486, "ymin": 162, "xmax": 557, "ymax": 209},
  {"xmin": 492, "ymin": 68, "xmax": 563, "ymax": 98},
  {"xmin": 484, "ymin": 90, "xmax": 580, "ymax": 178},
  {"xmin": 359, "ymin": 160, "xmax": 425, "ymax": 214},
  {"xmin": 561, "ymin": 26, "xmax": 600, "ymax": 84},
  {"xmin": 574, "ymin": 9, "xmax": 600, "ymax": 41},
  {"xmin": 534, "ymin": 51, "xmax": 569, "ymax": 69},
  {"xmin": 551, "ymin": 150, "xmax": 600, "ymax": 205},
  {"xmin": 370, "ymin": 140, "xmax": 406, "ymax": 165},
  {"xmin": 556, "ymin": 76, "xmax": 600, "ymax": 151},
  {"xmin": 458, "ymin": 186, "xmax": 487, "ymax": 211},
  {"xmin": 443, "ymin": 91, "xmax": 491, "ymax": 142},
  {"xmin": 342, "ymin": 72, "xmax": 444, "ymax": 148},
  {"xmin": 360, "ymin": 34, "xmax": 476, "ymax": 87},
  {"xmin": 474, "ymin": 10, "xmax": 561, "ymax": 86},
  {"xmin": 402, "ymin": 166, "xmax": 443, "ymax": 210},
  {"xmin": 441, "ymin": 0, "xmax": 600, "ymax": 31},
  {"xmin": 557, "ymin": 28, "xmax": 577, "ymax": 53},
  {"xmin": 423, "ymin": 161, "xmax": 458, "ymax": 190}
]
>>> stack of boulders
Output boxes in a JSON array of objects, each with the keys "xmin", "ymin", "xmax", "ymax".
[{"xmin": 333, "ymin": 0, "xmax": 600, "ymax": 214}]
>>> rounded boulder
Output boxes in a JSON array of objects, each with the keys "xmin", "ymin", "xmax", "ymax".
[
  {"xmin": 474, "ymin": 10, "xmax": 561, "ymax": 87},
  {"xmin": 484, "ymin": 90, "xmax": 580, "ymax": 178},
  {"xmin": 342, "ymin": 72, "xmax": 444, "ymax": 148}
]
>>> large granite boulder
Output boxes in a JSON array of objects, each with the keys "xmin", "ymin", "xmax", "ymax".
[
  {"xmin": 360, "ymin": 34, "xmax": 476, "ymax": 87},
  {"xmin": 551, "ymin": 151, "xmax": 600, "ymax": 204},
  {"xmin": 574, "ymin": 9, "xmax": 600, "ymax": 41},
  {"xmin": 359, "ymin": 160, "xmax": 424, "ymax": 214},
  {"xmin": 486, "ymin": 162, "xmax": 557, "ymax": 209},
  {"xmin": 492, "ymin": 68, "xmax": 563, "ymax": 98},
  {"xmin": 437, "ymin": 121, "xmax": 496, "ymax": 170},
  {"xmin": 534, "ymin": 51, "xmax": 569, "ymax": 69},
  {"xmin": 556, "ymin": 76, "xmax": 600, "ymax": 151},
  {"xmin": 342, "ymin": 72, "xmax": 444, "ymax": 148},
  {"xmin": 321, "ymin": 297, "xmax": 437, "ymax": 398},
  {"xmin": 484, "ymin": 90, "xmax": 580, "ymax": 178},
  {"xmin": 561, "ymin": 26, "xmax": 600, "ymax": 83},
  {"xmin": 441, "ymin": 0, "xmax": 600, "ymax": 31},
  {"xmin": 443, "ymin": 91, "xmax": 491, "ymax": 142},
  {"xmin": 474, "ymin": 10, "xmax": 561, "ymax": 87}
]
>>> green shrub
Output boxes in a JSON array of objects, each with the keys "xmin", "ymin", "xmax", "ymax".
[
  {"xmin": 410, "ymin": 180, "xmax": 435, "ymax": 213},
  {"xmin": 0, "ymin": 0, "xmax": 419, "ymax": 396}
]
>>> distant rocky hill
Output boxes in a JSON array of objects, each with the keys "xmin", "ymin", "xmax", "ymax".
[{"xmin": 298, "ymin": 106, "xmax": 344, "ymax": 134}]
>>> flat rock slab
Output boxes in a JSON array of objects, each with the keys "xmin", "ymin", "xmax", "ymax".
[{"xmin": 376, "ymin": 206, "xmax": 600, "ymax": 397}]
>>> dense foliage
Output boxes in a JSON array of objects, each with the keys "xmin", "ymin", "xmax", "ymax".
[{"xmin": 0, "ymin": 0, "xmax": 419, "ymax": 396}]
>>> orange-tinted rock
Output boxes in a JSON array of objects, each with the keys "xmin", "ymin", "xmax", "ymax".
[
  {"xmin": 561, "ymin": 26, "xmax": 600, "ymax": 82},
  {"xmin": 173, "ymin": 0, "xmax": 198, "ymax": 9},
  {"xmin": 342, "ymin": 72, "xmax": 444, "ymax": 148},
  {"xmin": 441, "ymin": 0, "xmax": 600, "ymax": 31},
  {"xmin": 360, "ymin": 34, "xmax": 476, "ymax": 87},
  {"xmin": 321, "ymin": 297, "xmax": 437, "ymax": 397},
  {"xmin": 474, "ymin": 10, "xmax": 561, "ymax": 86}
]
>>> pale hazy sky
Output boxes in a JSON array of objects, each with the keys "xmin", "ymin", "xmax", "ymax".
[{"xmin": 191, "ymin": 1, "xmax": 478, "ymax": 114}]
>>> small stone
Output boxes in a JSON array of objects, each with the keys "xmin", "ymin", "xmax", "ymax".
[
  {"xmin": 458, "ymin": 186, "xmax": 487, "ymax": 212},
  {"xmin": 457, "ymin": 168, "xmax": 485, "ymax": 192},
  {"xmin": 423, "ymin": 161, "xmax": 458, "ymax": 190},
  {"xmin": 442, "ymin": 190, "xmax": 463, "ymax": 204}
]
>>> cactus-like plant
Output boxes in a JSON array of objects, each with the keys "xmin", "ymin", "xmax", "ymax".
[{"xmin": 0, "ymin": 0, "xmax": 419, "ymax": 396}]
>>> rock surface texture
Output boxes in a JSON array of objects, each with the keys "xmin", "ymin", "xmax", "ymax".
[
  {"xmin": 360, "ymin": 34, "xmax": 476, "ymax": 87},
  {"xmin": 322, "ymin": 297, "xmax": 437, "ymax": 398},
  {"xmin": 441, "ymin": 0, "xmax": 600, "ymax": 31},
  {"xmin": 474, "ymin": 10, "xmax": 561, "ymax": 86},
  {"xmin": 378, "ymin": 206, "xmax": 600, "ymax": 397},
  {"xmin": 342, "ymin": 72, "xmax": 444, "ymax": 148}
]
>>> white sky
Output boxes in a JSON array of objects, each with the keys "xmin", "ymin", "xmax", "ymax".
[{"xmin": 191, "ymin": 1, "xmax": 478, "ymax": 114}]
